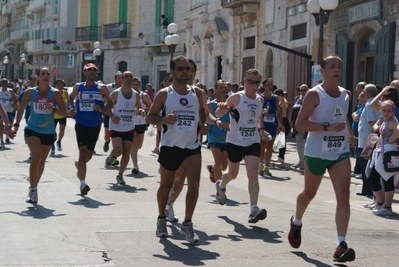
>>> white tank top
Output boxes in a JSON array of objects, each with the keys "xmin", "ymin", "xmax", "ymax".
[
  {"xmin": 227, "ymin": 91, "xmax": 262, "ymax": 146},
  {"xmin": 160, "ymin": 86, "xmax": 200, "ymax": 149},
  {"xmin": 0, "ymin": 89, "xmax": 13, "ymax": 112},
  {"xmin": 133, "ymin": 91, "xmax": 147, "ymax": 126},
  {"xmin": 109, "ymin": 88, "xmax": 137, "ymax": 132},
  {"xmin": 304, "ymin": 85, "xmax": 350, "ymax": 160}
]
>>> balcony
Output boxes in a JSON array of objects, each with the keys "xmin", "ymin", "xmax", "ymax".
[
  {"xmin": 75, "ymin": 26, "xmax": 102, "ymax": 43},
  {"xmin": 11, "ymin": 0, "xmax": 29, "ymax": 9},
  {"xmin": 27, "ymin": 39, "xmax": 45, "ymax": 53},
  {"xmin": 103, "ymin": 23, "xmax": 131, "ymax": 40},
  {"xmin": 221, "ymin": 0, "xmax": 260, "ymax": 12},
  {"xmin": 44, "ymin": 41, "xmax": 76, "ymax": 54},
  {"xmin": 46, "ymin": 0, "xmax": 59, "ymax": 19},
  {"xmin": 2, "ymin": 4, "xmax": 12, "ymax": 16},
  {"xmin": 10, "ymin": 16, "xmax": 30, "ymax": 42},
  {"xmin": 28, "ymin": 0, "xmax": 47, "ymax": 13}
]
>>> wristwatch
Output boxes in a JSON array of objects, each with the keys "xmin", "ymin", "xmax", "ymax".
[{"xmin": 322, "ymin": 122, "xmax": 330, "ymax": 131}]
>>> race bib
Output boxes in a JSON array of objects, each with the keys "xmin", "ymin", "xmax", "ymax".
[
  {"xmin": 238, "ymin": 127, "xmax": 256, "ymax": 141},
  {"xmin": 263, "ymin": 114, "xmax": 275, "ymax": 123},
  {"xmin": 79, "ymin": 100, "xmax": 94, "ymax": 111},
  {"xmin": 175, "ymin": 115, "xmax": 194, "ymax": 131},
  {"xmin": 322, "ymin": 136, "xmax": 345, "ymax": 154},
  {"xmin": 120, "ymin": 114, "xmax": 133, "ymax": 125},
  {"xmin": 0, "ymin": 97, "xmax": 7, "ymax": 104},
  {"xmin": 33, "ymin": 98, "xmax": 52, "ymax": 114}
]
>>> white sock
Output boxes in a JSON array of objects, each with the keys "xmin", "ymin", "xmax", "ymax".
[
  {"xmin": 251, "ymin": 205, "xmax": 259, "ymax": 213},
  {"xmin": 293, "ymin": 217, "xmax": 302, "ymax": 227},
  {"xmin": 338, "ymin": 236, "xmax": 345, "ymax": 245},
  {"xmin": 80, "ymin": 180, "xmax": 86, "ymax": 186}
]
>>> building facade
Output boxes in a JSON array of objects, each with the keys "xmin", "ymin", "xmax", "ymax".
[{"xmin": 0, "ymin": 0, "xmax": 78, "ymax": 84}]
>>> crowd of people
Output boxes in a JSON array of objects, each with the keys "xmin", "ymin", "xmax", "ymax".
[{"xmin": 2, "ymin": 54, "xmax": 399, "ymax": 263}]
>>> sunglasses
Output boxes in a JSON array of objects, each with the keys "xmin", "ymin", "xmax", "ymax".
[
  {"xmin": 85, "ymin": 68, "xmax": 98, "ymax": 71},
  {"xmin": 174, "ymin": 66, "xmax": 191, "ymax": 72},
  {"xmin": 246, "ymin": 79, "xmax": 261, "ymax": 85}
]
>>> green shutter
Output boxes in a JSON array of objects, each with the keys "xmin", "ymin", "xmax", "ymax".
[
  {"xmin": 155, "ymin": 0, "xmax": 161, "ymax": 44},
  {"xmin": 90, "ymin": 0, "xmax": 98, "ymax": 26},
  {"xmin": 167, "ymin": 0, "xmax": 174, "ymax": 24},
  {"xmin": 119, "ymin": 0, "xmax": 128, "ymax": 23}
]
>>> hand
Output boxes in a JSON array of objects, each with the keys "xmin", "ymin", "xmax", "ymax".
[
  {"xmin": 216, "ymin": 120, "xmax": 230, "ymax": 131},
  {"xmin": 199, "ymin": 123, "xmax": 209, "ymax": 135},
  {"xmin": 349, "ymin": 134, "xmax": 355, "ymax": 148},
  {"xmin": 163, "ymin": 110, "xmax": 177, "ymax": 125},
  {"xmin": 69, "ymin": 108, "xmax": 77, "ymax": 117},
  {"xmin": 138, "ymin": 108, "xmax": 145, "ymax": 117},
  {"xmin": 217, "ymin": 102, "xmax": 230, "ymax": 109},
  {"xmin": 7, "ymin": 128, "xmax": 15, "ymax": 139},
  {"xmin": 328, "ymin": 122, "xmax": 346, "ymax": 132},
  {"xmin": 93, "ymin": 104, "xmax": 103, "ymax": 112},
  {"xmin": 111, "ymin": 115, "xmax": 120, "ymax": 124}
]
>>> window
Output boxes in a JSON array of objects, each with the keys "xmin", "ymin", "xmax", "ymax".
[
  {"xmin": 244, "ymin": 36, "xmax": 255, "ymax": 50},
  {"xmin": 291, "ymin": 23, "xmax": 307, "ymax": 41}
]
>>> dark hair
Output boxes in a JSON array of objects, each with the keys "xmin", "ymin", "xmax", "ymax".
[
  {"xmin": 262, "ymin": 77, "xmax": 273, "ymax": 86},
  {"xmin": 170, "ymin": 55, "xmax": 188, "ymax": 70},
  {"xmin": 274, "ymin": 88, "xmax": 284, "ymax": 96},
  {"xmin": 54, "ymin": 79, "xmax": 65, "ymax": 86},
  {"xmin": 161, "ymin": 15, "xmax": 165, "ymax": 19},
  {"xmin": 188, "ymin": 58, "xmax": 197, "ymax": 73},
  {"xmin": 132, "ymin": 77, "xmax": 141, "ymax": 85},
  {"xmin": 114, "ymin": 71, "xmax": 122, "ymax": 78},
  {"xmin": 383, "ymin": 87, "xmax": 399, "ymax": 107},
  {"xmin": 163, "ymin": 75, "xmax": 173, "ymax": 83}
]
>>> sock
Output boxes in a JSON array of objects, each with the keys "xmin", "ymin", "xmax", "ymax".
[
  {"xmin": 183, "ymin": 219, "xmax": 191, "ymax": 224},
  {"xmin": 251, "ymin": 205, "xmax": 259, "ymax": 213},
  {"xmin": 29, "ymin": 187, "xmax": 37, "ymax": 191},
  {"xmin": 293, "ymin": 217, "xmax": 302, "ymax": 227},
  {"xmin": 377, "ymin": 202, "xmax": 384, "ymax": 206},
  {"xmin": 80, "ymin": 180, "xmax": 86, "ymax": 186},
  {"xmin": 134, "ymin": 164, "xmax": 138, "ymax": 169},
  {"xmin": 218, "ymin": 183, "xmax": 225, "ymax": 190},
  {"xmin": 158, "ymin": 216, "xmax": 166, "ymax": 220},
  {"xmin": 338, "ymin": 236, "xmax": 345, "ymax": 245}
]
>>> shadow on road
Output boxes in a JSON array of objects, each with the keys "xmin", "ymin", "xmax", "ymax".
[
  {"xmin": 218, "ymin": 215, "xmax": 283, "ymax": 243},
  {"xmin": 0, "ymin": 205, "xmax": 66, "ymax": 219},
  {"xmin": 68, "ymin": 197, "xmax": 115, "ymax": 209},
  {"xmin": 291, "ymin": 251, "xmax": 334, "ymax": 267},
  {"xmin": 107, "ymin": 183, "xmax": 148, "ymax": 193}
]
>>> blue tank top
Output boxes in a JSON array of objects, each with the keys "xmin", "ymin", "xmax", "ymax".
[
  {"xmin": 208, "ymin": 100, "xmax": 229, "ymax": 144},
  {"xmin": 261, "ymin": 94, "xmax": 278, "ymax": 128},
  {"xmin": 26, "ymin": 87, "xmax": 55, "ymax": 134},
  {"xmin": 74, "ymin": 82, "xmax": 104, "ymax": 127}
]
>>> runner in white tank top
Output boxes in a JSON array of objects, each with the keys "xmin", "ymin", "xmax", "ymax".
[
  {"xmin": 215, "ymin": 68, "xmax": 270, "ymax": 224},
  {"xmin": 130, "ymin": 77, "xmax": 152, "ymax": 174},
  {"xmin": 105, "ymin": 71, "xmax": 144, "ymax": 186}
]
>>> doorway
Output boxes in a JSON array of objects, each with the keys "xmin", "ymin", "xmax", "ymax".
[{"xmin": 358, "ymin": 56, "xmax": 374, "ymax": 84}]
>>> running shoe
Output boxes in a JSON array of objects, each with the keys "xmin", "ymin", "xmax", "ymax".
[
  {"xmin": 105, "ymin": 154, "xmax": 114, "ymax": 166},
  {"xmin": 258, "ymin": 164, "xmax": 264, "ymax": 176},
  {"xmin": 373, "ymin": 206, "xmax": 393, "ymax": 216},
  {"xmin": 116, "ymin": 175, "xmax": 126, "ymax": 186},
  {"xmin": 264, "ymin": 166, "xmax": 272, "ymax": 176},
  {"xmin": 80, "ymin": 184, "xmax": 90, "ymax": 196},
  {"xmin": 26, "ymin": 189, "xmax": 38, "ymax": 204},
  {"xmin": 111, "ymin": 159, "xmax": 119, "ymax": 166},
  {"xmin": 28, "ymin": 153, "xmax": 32, "ymax": 159},
  {"xmin": 103, "ymin": 140, "xmax": 110, "ymax": 152},
  {"xmin": 0, "ymin": 141, "xmax": 4, "ymax": 149},
  {"xmin": 152, "ymin": 147, "xmax": 160, "ymax": 154},
  {"xmin": 248, "ymin": 207, "xmax": 267, "ymax": 223},
  {"xmin": 51, "ymin": 144, "xmax": 55, "ymax": 155},
  {"xmin": 156, "ymin": 218, "xmax": 168, "ymax": 237},
  {"xmin": 179, "ymin": 221, "xmax": 199, "ymax": 243},
  {"xmin": 272, "ymin": 157, "xmax": 284, "ymax": 163},
  {"xmin": 333, "ymin": 241, "xmax": 356, "ymax": 262},
  {"xmin": 288, "ymin": 216, "xmax": 302, "ymax": 249},
  {"xmin": 165, "ymin": 205, "xmax": 178, "ymax": 223},
  {"xmin": 5, "ymin": 137, "xmax": 9, "ymax": 143},
  {"xmin": 363, "ymin": 200, "xmax": 376, "ymax": 209},
  {"xmin": 215, "ymin": 180, "xmax": 226, "ymax": 205},
  {"xmin": 207, "ymin": 163, "xmax": 215, "ymax": 183},
  {"xmin": 131, "ymin": 166, "xmax": 139, "ymax": 174},
  {"xmin": 56, "ymin": 141, "xmax": 62, "ymax": 151}
]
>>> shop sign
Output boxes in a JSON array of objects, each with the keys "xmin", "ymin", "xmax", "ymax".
[{"xmin": 348, "ymin": 0, "xmax": 382, "ymax": 24}]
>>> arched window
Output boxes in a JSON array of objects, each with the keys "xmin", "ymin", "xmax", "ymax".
[{"xmin": 118, "ymin": 61, "xmax": 127, "ymax": 72}]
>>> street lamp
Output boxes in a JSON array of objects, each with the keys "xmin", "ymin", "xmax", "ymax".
[
  {"xmin": 3, "ymin": 56, "xmax": 8, "ymax": 79},
  {"xmin": 93, "ymin": 41, "xmax": 101, "ymax": 66},
  {"xmin": 307, "ymin": 0, "xmax": 339, "ymax": 64},
  {"xmin": 164, "ymin": 23, "xmax": 180, "ymax": 59},
  {"xmin": 20, "ymin": 53, "xmax": 26, "ymax": 79}
]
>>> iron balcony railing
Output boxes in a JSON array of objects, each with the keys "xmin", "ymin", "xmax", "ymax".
[
  {"xmin": 75, "ymin": 26, "xmax": 102, "ymax": 42},
  {"xmin": 103, "ymin": 22, "xmax": 131, "ymax": 39}
]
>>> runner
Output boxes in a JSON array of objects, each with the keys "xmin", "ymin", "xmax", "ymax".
[
  {"xmin": 51, "ymin": 79, "xmax": 68, "ymax": 155},
  {"xmin": 68, "ymin": 63, "xmax": 113, "ymax": 195},
  {"xmin": 13, "ymin": 66, "xmax": 66, "ymax": 204},
  {"xmin": 0, "ymin": 78, "xmax": 18, "ymax": 148}
]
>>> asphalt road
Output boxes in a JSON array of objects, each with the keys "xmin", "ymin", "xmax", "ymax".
[{"xmin": 0, "ymin": 118, "xmax": 398, "ymax": 267}]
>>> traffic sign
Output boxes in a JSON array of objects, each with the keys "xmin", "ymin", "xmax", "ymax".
[{"xmin": 51, "ymin": 67, "xmax": 59, "ymax": 76}]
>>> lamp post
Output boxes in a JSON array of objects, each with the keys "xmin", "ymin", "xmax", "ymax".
[
  {"xmin": 93, "ymin": 41, "xmax": 101, "ymax": 66},
  {"xmin": 3, "ymin": 56, "xmax": 8, "ymax": 79},
  {"xmin": 164, "ymin": 23, "xmax": 180, "ymax": 59},
  {"xmin": 307, "ymin": 0, "xmax": 339, "ymax": 64},
  {"xmin": 20, "ymin": 53, "xmax": 26, "ymax": 79}
]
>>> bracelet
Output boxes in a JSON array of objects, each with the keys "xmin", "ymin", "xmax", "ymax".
[
  {"xmin": 13, "ymin": 123, "xmax": 19, "ymax": 127},
  {"xmin": 214, "ymin": 118, "xmax": 219, "ymax": 124}
]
